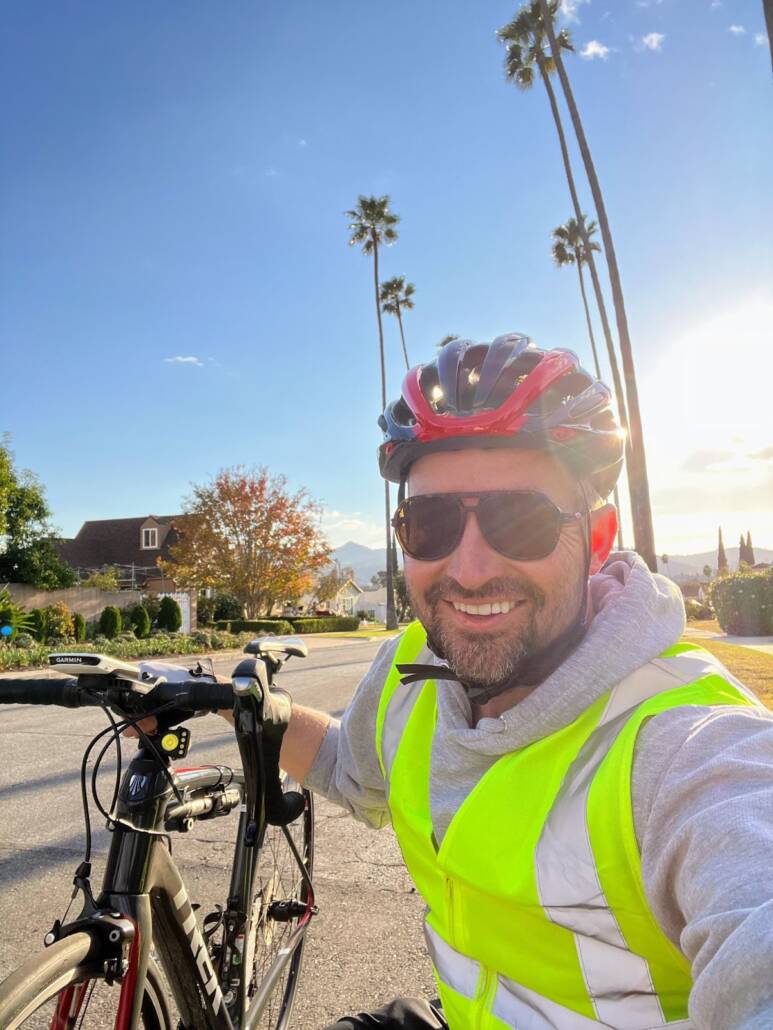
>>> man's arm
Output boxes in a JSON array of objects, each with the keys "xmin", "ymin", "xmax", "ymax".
[
  {"xmin": 633, "ymin": 704, "xmax": 773, "ymax": 1029},
  {"xmin": 218, "ymin": 702, "xmax": 331, "ymax": 783}
]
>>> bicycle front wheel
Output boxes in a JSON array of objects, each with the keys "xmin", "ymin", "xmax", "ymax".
[
  {"xmin": 246, "ymin": 778, "xmax": 314, "ymax": 1030},
  {"xmin": 0, "ymin": 932, "xmax": 173, "ymax": 1030}
]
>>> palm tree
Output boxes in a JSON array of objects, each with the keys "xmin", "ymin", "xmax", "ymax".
[
  {"xmin": 763, "ymin": 0, "xmax": 773, "ymax": 74},
  {"xmin": 437, "ymin": 334, "xmax": 459, "ymax": 350},
  {"xmin": 345, "ymin": 195, "xmax": 399, "ymax": 630},
  {"xmin": 551, "ymin": 215, "xmax": 624, "ymax": 547},
  {"xmin": 498, "ymin": 3, "xmax": 635, "ymax": 551},
  {"xmin": 380, "ymin": 275, "xmax": 415, "ymax": 371},
  {"xmin": 536, "ymin": 0, "xmax": 656, "ymax": 572}
]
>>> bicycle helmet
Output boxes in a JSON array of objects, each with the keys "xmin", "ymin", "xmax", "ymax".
[{"xmin": 378, "ymin": 332, "xmax": 623, "ymax": 500}]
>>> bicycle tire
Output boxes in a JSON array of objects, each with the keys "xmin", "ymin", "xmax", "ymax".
[
  {"xmin": 0, "ymin": 931, "xmax": 173, "ymax": 1030},
  {"xmin": 245, "ymin": 778, "xmax": 314, "ymax": 1029}
]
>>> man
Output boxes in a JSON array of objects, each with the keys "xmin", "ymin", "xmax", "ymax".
[{"xmin": 277, "ymin": 334, "xmax": 773, "ymax": 1029}]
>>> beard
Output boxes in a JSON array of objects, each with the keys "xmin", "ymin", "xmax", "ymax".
[{"xmin": 408, "ymin": 574, "xmax": 546, "ymax": 690}]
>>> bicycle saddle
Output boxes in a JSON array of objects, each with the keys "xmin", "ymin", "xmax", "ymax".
[{"xmin": 243, "ymin": 636, "xmax": 308, "ymax": 660}]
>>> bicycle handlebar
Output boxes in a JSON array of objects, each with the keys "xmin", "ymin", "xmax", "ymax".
[
  {"xmin": 0, "ymin": 671, "xmax": 303, "ymax": 827},
  {"xmin": 0, "ymin": 675, "xmax": 235, "ymax": 713}
]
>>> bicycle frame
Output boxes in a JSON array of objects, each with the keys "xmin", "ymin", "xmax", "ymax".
[{"xmin": 54, "ymin": 740, "xmax": 313, "ymax": 1030}]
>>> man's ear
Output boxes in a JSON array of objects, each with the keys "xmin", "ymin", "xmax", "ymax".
[{"xmin": 589, "ymin": 504, "xmax": 618, "ymax": 574}]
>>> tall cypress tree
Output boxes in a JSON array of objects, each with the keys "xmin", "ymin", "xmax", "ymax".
[
  {"xmin": 717, "ymin": 527, "xmax": 728, "ymax": 574},
  {"xmin": 747, "ymin": 531, "xmax": 755, "ymax": 566},
  {"xmin": 739, "ymin": 533, "xmax": 748, "ymax": 567}
]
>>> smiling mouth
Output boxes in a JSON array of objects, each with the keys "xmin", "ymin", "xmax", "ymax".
[{"xmin": 448, "ymin": 599, "xmax": 525, "ymax": 617}]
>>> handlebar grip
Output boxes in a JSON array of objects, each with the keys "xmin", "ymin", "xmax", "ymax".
[
  {"xmin": 152, "ymin": 680, "xmax": 234, "ymax": 712},
  {"xmin": 0, "ymin": 678, "xmax": 91, "ymax": 708}
]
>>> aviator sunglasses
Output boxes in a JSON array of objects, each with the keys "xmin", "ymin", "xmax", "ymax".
[{"xmin": 392, "ymin": 490, "xmax": 585, "ymax": 563}]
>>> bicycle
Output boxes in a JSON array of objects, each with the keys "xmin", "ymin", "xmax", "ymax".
[{"xmin": 0, "ymin": 636, "xmax": 316, "ymax": 1029}]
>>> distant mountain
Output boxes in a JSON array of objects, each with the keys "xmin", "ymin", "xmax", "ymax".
[
  {"xmin": 657, "ymin": 547, "xmax": 772, "ymax": 581},
  {"xmin": 332, "ymin": 541, "xmax": 772, "ymax": 587},
  {"xmin": 331, "ymin": 542, "xmax": 388, "ymax": 586}
]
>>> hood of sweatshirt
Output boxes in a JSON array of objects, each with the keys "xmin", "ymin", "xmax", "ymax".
[{"xmin": 432, "ymin": 550, "xmax": 686, "ymax": 758}]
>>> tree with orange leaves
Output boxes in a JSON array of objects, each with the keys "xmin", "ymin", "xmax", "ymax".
[{"xmin": 160, "ymin": 467, "xmax": 331, "ymax": 618}]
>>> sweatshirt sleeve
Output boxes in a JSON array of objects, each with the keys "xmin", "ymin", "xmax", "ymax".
[
  {"xmin": 302, "ymin": 634, "xmax": 403, "ymax": 829},
  {"xmin": 632, "ymin": 703, "xmax": 773, "ymax": 1029}
]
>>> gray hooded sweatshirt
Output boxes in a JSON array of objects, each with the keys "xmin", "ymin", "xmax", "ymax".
[{"xmin": 306, "ymin": 553, "xmax": 773, "ymax": 1029}]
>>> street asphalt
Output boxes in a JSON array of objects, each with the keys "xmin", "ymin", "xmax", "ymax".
[{"xmin": 0, "ymin": 639, "xmax": 435, "ymax": 1027}]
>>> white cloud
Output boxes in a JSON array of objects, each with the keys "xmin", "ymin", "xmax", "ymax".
[
  {"xmin": 321, "ymin": 509, "xmax": 385, "ymax": 549},
  {"xmin": 559, "ymin": 0, "xmax": 590, "ymax": 23},
  {"xmin": 755, "ymin": 32, "xmax": 768, "ymax": 46},
  {"xmin": 265, "ymin": 167, "xmax": 277, "ymax": 177},
  {"xmin": 642, "ymin": 31, "xmax": 665, "ymax": 50},
  {"xmin": 728, "ymin": 24, "xmax": 746, "ymax": 36},
  {"xmin": 710, "ymin": 1, "xmax": 721, "ymax": 7},
  {"xmin": 298, "ymin": 138, "xmax": 307, "ymax": 147},
  {"xmin": 580, "ymin": 39, "xmax": 610, "ymax": 59},
  {"xmin": 163, "ymin": 356, "xmax": 204, "ymax": 367}
]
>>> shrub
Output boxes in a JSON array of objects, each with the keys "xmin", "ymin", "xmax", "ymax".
[
  {"xmin": 129, "ymin": 604, "xmax": 151, "ymax": 639},
  {"xmin": 99, "ymin": 605, "xmax": 122, "ymax": 639},
  {"xmin": 191, "ymin": 629, "xmax": 213, "ymax": 648},
  {"xmin": 709, "ymin": 568, "xmax": 773, "ymax": 636},
  {"xmin": 289, "ymin": 616, "xmax": 360, "ymax": 634},
  {"xmin": 142, "ymin": 594, "xmax": 161, "ymax": 625},
  {"xmin": 197, "ymin": 593, "xmax": 216, "ymax": 626},
  {"xmin": 14, "ymin": 632, "xmax": 35, "ymax": 649},
  {"xmin": 80, "ymin": 565, "xmax": 121, "ymax": 590},
  {"xmin": 214, "ymin": 618, "xmax": 294, "ymax": 635},
  {"xmin": 73, "ymin": 612, "xmax": 87, "ymax": 642},
  {"xmin": 684, "ymin": 599, "xmax": 713, "ymax": 621},
  {"xmin": 29, "ymin": 608, "xmax": 49, "ymax": 643},
  {"xmin": 157, "ymin": 596, "xmax": 182, "ymax": 633},
  {"xmin": 214, "ymin": 593, "xmax": 242, "ymax": 621},
  {"xmin": 44, "ymin": 603, "xmax": 74, "ymax": 641},
  {"xmin": 0, "ymin": 587, "xmax": 33, "ymax": 642}
]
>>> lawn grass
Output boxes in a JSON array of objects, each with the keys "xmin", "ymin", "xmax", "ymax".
[
  {"xmin": 686, "ymin": 617, "xmax": 723, "ymax": 635},
  {"xmin": 685, "ymin": 635, "xmax": 773, "ymax": 708}
]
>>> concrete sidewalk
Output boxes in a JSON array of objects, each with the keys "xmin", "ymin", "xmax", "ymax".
[{"xmin": 683, "ymin": 626, "xmax": 773, "ymax": 656}]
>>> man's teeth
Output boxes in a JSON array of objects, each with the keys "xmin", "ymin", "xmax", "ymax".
[{"xmin": 452, "ymin": 600, "xmax": 519, "ymax": 616}]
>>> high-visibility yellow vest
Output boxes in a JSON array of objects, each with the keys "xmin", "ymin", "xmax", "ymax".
[{"xmin": 375, "ymin": 621, "xmax": 762, "ymax": 1029}]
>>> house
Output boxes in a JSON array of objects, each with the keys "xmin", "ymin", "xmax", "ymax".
[
  {"xmin": 294, "ymin": 579, "xmax": 365, "ymax": 617},
  {"xmin": 354, "ymin": 586, "xmax": 388, "ymax": 623},
  {"xmin": 55, "ymin": 515, "xmax": 196, "ymax": 630},
  {"xmin": 56, "ymin": 515, "xmax": 186, "ymax": 589},
  {"xmin": 679, "ymin": 582, "xmax": 707, "ymax": 603}
]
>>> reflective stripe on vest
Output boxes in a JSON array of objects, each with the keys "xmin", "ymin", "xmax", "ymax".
[{"xmin": 375, "ymin": 622, "xmax": 761, "ymax": 1029}]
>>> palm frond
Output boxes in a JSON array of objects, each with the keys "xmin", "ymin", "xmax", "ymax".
[{"xmin": 551, "ymin": 240, "xmax": 574, "ymax": 267}]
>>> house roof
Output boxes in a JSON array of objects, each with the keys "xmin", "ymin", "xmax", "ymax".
[{"xmin": 56, "ymin": 515, "xmax": 187, "ymax": 573}]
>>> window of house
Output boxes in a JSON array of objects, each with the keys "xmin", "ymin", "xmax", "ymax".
[{"xmin": 142, "ymin": 528, "xmax": 158, "ymax": 549}]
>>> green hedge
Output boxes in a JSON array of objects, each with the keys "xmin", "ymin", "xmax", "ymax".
[
  {"xmin": 0, "ymin": 629, "xmax": 261, "ymax": 672},
  {"xmin": 215, "ymin": 619, "xmax": 294, "ymax": 635},
  {"xmin": 99, "ymin": 606, "xmax": 122, "ymax": 639},
  {"xmin": 289, "ymin": 616, "xmax": 360, "ymax": 633},
  {"xmin": 709, "ymin": 568, "xmax": 773, "ymax": 636}
]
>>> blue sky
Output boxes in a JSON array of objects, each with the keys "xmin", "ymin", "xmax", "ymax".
[{"xmin": 2, "ymin": 0, "xmax": 771, "ymax": 555}]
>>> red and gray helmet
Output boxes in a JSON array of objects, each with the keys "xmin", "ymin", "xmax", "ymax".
[{"xmin": 378, "ymin": 333, "xmax": 624, "ymax": 500}]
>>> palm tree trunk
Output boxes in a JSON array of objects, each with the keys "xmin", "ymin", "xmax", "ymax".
[
  {"xmin": 576, "ymin": 259, "xmax": 624, "ymax": 549},
  {"xmin": 396, "ymin": 306, "xmax": 410, "ymax": 371},
  {"xmin": 372, "ymin": 236, "xmax": 398, "ymax": 630},
  {"xmin": 539, "ymin": 61, "xmax": 630, "ymax": 545},
  {"xmin": 575, "ymin": 256, "xmax": 601, "ymax": 379},
  {"xmin": 538, "ymin": 0, "xmax": 656, "ymax": 572},
  {"xmin": 763, "ymin": 0, "xmax": 773, "ymax": 74}
]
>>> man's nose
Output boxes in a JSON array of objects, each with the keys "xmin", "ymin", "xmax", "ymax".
[{"xmin": 444, "ymin": 509, "xmax": 507, "ymax": 588}]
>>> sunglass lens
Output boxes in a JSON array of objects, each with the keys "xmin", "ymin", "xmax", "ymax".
[
  {"xmin": 478, "ymin": 493, "xmax": 562, "ymax": 560},
  {"xmin": 396, "ymin": 496, "xmax": 463, "ymax": 561}
]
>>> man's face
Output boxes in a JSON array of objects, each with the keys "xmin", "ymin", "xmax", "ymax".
[{"xmin": 404, "ymin": 448, "xmax": 588, "ymax": 690}]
